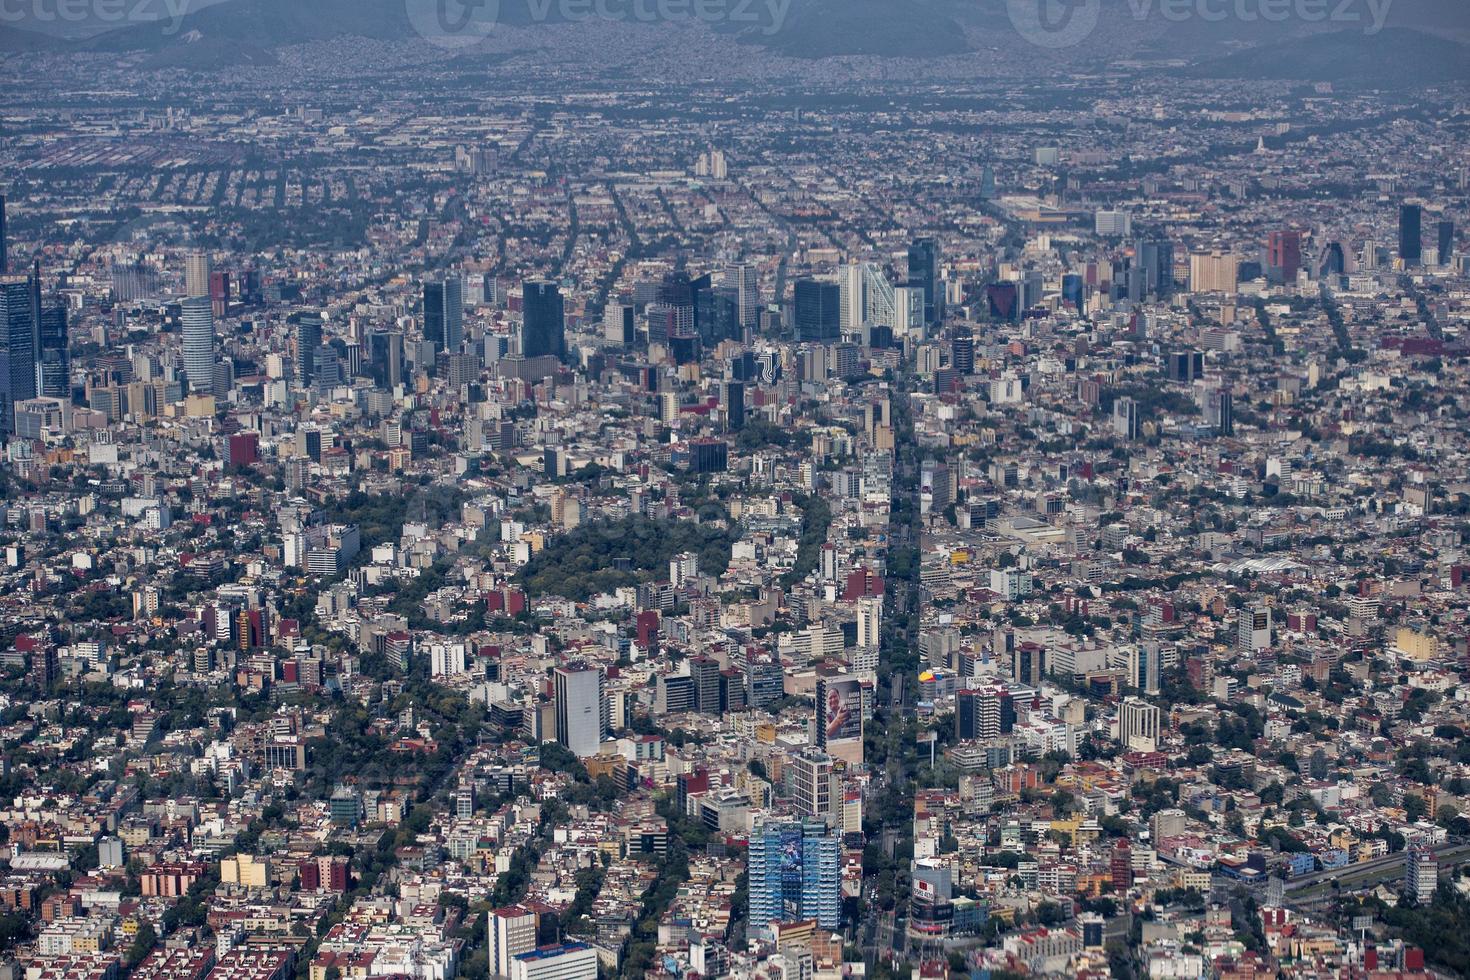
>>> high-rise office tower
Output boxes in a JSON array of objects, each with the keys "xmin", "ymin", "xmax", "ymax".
[
  {"xmin": 951, "ymin": 326, "xmax": 974, "ymax": 375},
  {"xmin": 1267, "ymin": 230, "xmax": 1302, "ymax": 283},
  {"xmin": 423, "ymin": 277, "xmax": 463, "ymax": 353},
  {"xmin": 603, "ymin": 303, "xmax": 635, "ymax": 346},
  {"xmin": 553, "ymin": 664, "xmax": 605, "ymax": 758},
  {"xmin": 694, "ymin": 278, "xmax": 740, "ymax": 347},
  {"xmin": 0, "ymin": 193, "xmax": 7, "ymax": 274},
  {"xmin": 1112, "ymin": 396, "xmax": 1139, "ymax": 440},
  {"xmin": 746, "ymin": 819, "xmax": 842, "ymax": 937},
  {"xmin": 789, "ymin": 749, "xmax": 834, "ymax": 820},
  {"xmin": 185, "ymin": 251, "xmax": 211, "ymax": 299},
  {"xmin": 722, "ymin": 380, "xmax": 745, "ymax": 431},
  {"xmin": 522, "ymin": 280, "xmax": 565, "ymax": 361},
  {"xmin": 1216, "ymin": 390, "xmax": 1234, "ymax": 437},
  {"xmin": 297, "ymin": 314, "xmax": 323, "ymax": 387},
  {"xmin": 1438, "ymin": 219, "xmax": 1455, "ymax": 264},
  {"xmin": 793, "ymin": 278, "xmax": 840, "ymax": 342},
  {"xmin": 37, "ymin": 305, "xmax": 67, "ymax": 399},
  {"xmin": 720, "ymin": 263, "xmax": 760, "ymax": 334},
  {"xmin": 1188, "ymin": 252, "xmax": 1240, "ymax": 293},
  {"xmin": 181, "ymin": 296, "xmax": 217, "ymax": 395},
  {"xmin": 956, "ymin": 685, "xmax": 1016, "ymax": 741},
  {"xmin": 1061, "ymin": 273, "xmax": 1084, "ymax": 308},
  {"xmin": 840, "ymin": 262, "xmax": 898, "ymax": 333},
  {"xmin": 369, "ymin": 332, "xmax": 404, "ymax": 390},
  {"xmin": 1319, "ymin": 242, "xmax": 1345, "ymax": 278},
  {"xmin": 1236, "ymin": 605, "xmax": 1271, "ymax": 654},
  {"xmin": 980, "ymin": 163, "xmax": 997, "ymax": 200},
  {"xmin": 0, "ymin": 276, "xmax": 36, "ymax": 436},
  {"xmin": 1399, "ymin": 204, "xmax": 1422, "ymax": 266},
  {"xmin": 907, "ymin": 237, "xmax": 940, "ymax": 326},
  {"xmin": 489, "ymin": 906, "xmax": 538, "ymax": 979}
]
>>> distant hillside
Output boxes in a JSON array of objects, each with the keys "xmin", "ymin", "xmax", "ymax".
[
  {"xmin": 741, "ymin": 0, "xmax": 972, "ymax": 59},
  {"xmin": 74, "ymin": 0, "xmax": 410, "ymax": 66},
  {"xmin": 16, "ymin": 0, "xmax": 1470, "ymax": 69},
  {"xmin": 0, "ymin": 25, "xmax": 64, "ymax": 52},
  {"xmin": 1189, "ymin": 27, "xmax": 1470, "ymax": 88}
]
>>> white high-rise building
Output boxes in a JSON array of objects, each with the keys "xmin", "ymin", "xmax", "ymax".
[
  {"xmin": 856, "ymin": 596, "xmax": 882, "ymax": 649},
  {"xmin": 1118, "ymin": 697, "xmax": 1161, "ymax": 752},
  {"xmin": 894, "ymin": 284, "xmax": 926, "ymax": 338},
  {"xmin": 490, "ymin": 906, "xmax": 538, "ymax": 979},
  {"xmin": 185, "ymin": 251, "xmax": 211, "ymax": 298},
  {"xmin": 840, "ymin": 262, "xmax": 898, "ymax": 332},
  {"xmin": 181, "ymin": 296, "xmax": 216, "ymax": 395},
  {"xmin": 1095, "ymin": 210, "xmax": 1132, "ymax": 236},
  {"xmin": 1237, "ymin": 606, "xmax": 1272, "ymax": 654},
  {"xmin": 554, "ymin": 664, "xmax": 606, "ymax": 758}
]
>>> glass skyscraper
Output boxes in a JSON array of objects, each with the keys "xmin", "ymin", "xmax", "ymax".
[
  {"xmin": 522, "ymin": 279, "xmax": 565, "ymax": 361},
  {"xmin": 37, "ymin": 305, "xmax": 67, "ymax": 399},
  {"xmin": 423, "ymin": 277, "xmax": 463, "ymax": 354},
  {"xmin": 181, "ymin": 296, "xmax": 216, "ymax": 396},
  {"xmin": 1400, "ymin": 203, "xmax": 1422, "ymax": 266},
  {"xmin": 0, "ymin": 276, "xmax": 35, "ymax": 436},
  {"xmin": 794, "ymin": 278, "xmax": 840, "ymax": 343},
  {"xmin": 907, "ymin": 237, "xmax": 940, "ymax": 326},
  {"xmin": 746, "ymin": 818, "xmax": 842, "ymax": 938}
]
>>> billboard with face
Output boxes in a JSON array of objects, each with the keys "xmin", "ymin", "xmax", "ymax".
[{"xmin": 822, "ymin": 677, "xmax": 862, "ymax": 744}]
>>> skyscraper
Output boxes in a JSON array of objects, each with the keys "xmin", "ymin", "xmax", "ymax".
[
  {"xmin": 1112, "ymin": 396, "xmax": 1139, "ymax": 440},
  {"xmin": 1267, "ymin": 230, "xmax": 1302, "ymax": 283},
  {"xmin": 956, "ymin": 685, "xmax": 1016, "ymax": 740},
  {"xmin": 907, "ymin": 237, "xmax": 940, "ymax": 326},
  {"xmin": 720, "ymin": 263, "xmax": 760, "ymax": 334},
  {"xmin": 423, "ymin": 277, "xmax": 463, "ymax": 353},
  {"xmin": 840, "ymin": 262, "xmax": 898, "ymax": 333},
  {"xmin": 185, "ymin": 251, "xmax": 211, "ymax": 299},
  {"xmin": 181, "ymin": 296, "xmax": 217, "ymax": 395},
  {"xmin": 746, "ymin": 819, "xmax": 842, "ymax": 938},
  {"xmin": 951, "ymin": 326, "xmax": 974, "ymax": 375},
  {"xmin": 0, "ymin": 276, "xmax": 36, "ymax": 436},
  {"xmin": 489, "ymin": 906, "xmax": 538, "ymax": 979},
  {"xmin": 0, "ymin": 193, "xmax": 7, "ymax": 275},
  {"xmin": 1399, "ymin": 204, "xmax": 1422, "ymax": 266},
  {"xmin": 37, "ymin": 305, "xmax": 67, "ymax": 399},
  {"xmin": 553, "ymin": 664, "xmax": 605, "ymax": 758},
  {"xmin": 1438, "ymin": 219, "xmax": 1455, "ymax": 264},
  {"xmin": 1319, "ymin": 242, "xmax": 1345, "ymax": 278},
  {"xmin": 369, "ymin": 331, "xmax": 404, "ymax": 390},
  {"xmin": 793, "ymin": 278, "xmax": 840, "ymax": 343},
  {"xmin": 297, "ymin": 313, "xmax": 323, "ymax": 387},
  {"xmin": 522, "ymin": 280, "xmax": 565, "ymax": 361}
]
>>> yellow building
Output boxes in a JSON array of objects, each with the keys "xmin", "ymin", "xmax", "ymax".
[{"xmin": 221, "ymin": 853, "xmax": 271, "ymax": 889}]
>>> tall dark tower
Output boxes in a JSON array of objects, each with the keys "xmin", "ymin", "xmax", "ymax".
[
  {"xmin": 1399, "ymin": 204, "xmax": 1422, "ymax": 266},
  {"xmin": 793, "ymin": 278, "xmax": 840, "ymax": 343},
  {"xmin": 1438, "ymin": 220, "xmax": 1454, "ymax": 263},
  {"xmin": 37, "ymin": 305, "xmax": 67, "ymax": 399},
  {"xmin": 907, "ymin": 237, "xmax": 940, "ymax": 326},
  {"xmin": 0, "ymin": 193, "xmax": 7, "ymax": 275},
  {"xmin": 522, "ymin": 279, "xmax": 565, "ymax": 361},
  {"xmin": 0, "ymin": 275, "xmax": 36, "ymax": 436}
]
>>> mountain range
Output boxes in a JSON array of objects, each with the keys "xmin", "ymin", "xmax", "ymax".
[{"xmin": 3, "ymin": 0, "xmax": 1468, "ymax": 78}]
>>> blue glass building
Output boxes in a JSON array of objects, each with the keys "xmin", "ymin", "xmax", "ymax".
[{"xmin": 747, "ymin": 818, "xmax": 842, "ymax": 937}]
